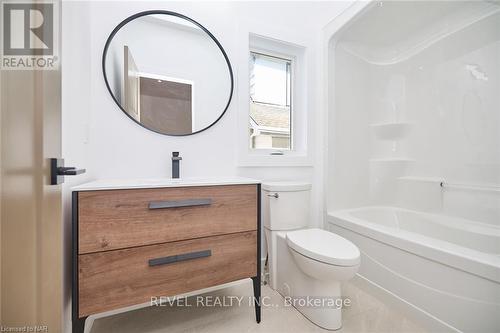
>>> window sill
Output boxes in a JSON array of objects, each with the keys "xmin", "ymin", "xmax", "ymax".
[{"xmin": 237, "ymin": 154, "xmax": 312, "ymax": 167}]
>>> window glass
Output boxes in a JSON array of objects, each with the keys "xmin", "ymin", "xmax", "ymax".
[{"xmin": 249, "ymin": 52, "xmax": 291, "ymax": 150}]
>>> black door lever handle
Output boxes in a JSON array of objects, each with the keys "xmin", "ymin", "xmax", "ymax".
[
  {"xmin": 50, "ymin": 158, "xmax": 86, "ymax": 185},
  {"xmin": 57, "ymin": 167, "xmax": 86, "ymax": 176}
]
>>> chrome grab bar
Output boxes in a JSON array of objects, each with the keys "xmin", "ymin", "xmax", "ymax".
[{"xmin": 440, "ymin": 181, "xmax": 500, "ymax": 193}]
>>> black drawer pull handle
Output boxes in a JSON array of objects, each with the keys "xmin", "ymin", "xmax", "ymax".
[
  {"xmin": 148, "ymin": 250, "xmax": 212, "ymax": 267},
  {"xmin": 148, "ymin": 198, "xmax": 212, "ymax": 210}
]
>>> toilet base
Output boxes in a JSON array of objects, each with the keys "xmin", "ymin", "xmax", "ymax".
[{"xmin": 274, "ymin": 233, "xmax": 344, "ymax": 330}]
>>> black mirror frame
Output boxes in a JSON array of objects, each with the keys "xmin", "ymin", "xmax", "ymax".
[{"xmin": 102, "ymin": 10, "xmax": 234, "ymax": 137}]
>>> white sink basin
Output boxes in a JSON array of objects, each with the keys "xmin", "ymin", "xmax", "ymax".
[{"xmin": 72, "ymin": 177, "xmax": 260, "ymax": 191}]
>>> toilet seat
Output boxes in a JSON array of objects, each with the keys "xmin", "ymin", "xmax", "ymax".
[{"xmin": 286, "ymin": 228, "xmax": 360, "ymax": 266}]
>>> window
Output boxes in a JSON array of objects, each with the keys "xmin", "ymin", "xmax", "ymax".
[
  {"xmin": 249, "ymin": 52, "xmax": 292, "ymax": 150},
  {"xmin": 238, "ymin": 34, "xmax": 309, "ymax": 166}
]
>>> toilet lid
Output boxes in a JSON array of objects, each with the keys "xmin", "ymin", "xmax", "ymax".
[{"xmin": 286, "ymin": 228, "xmax": 360, "ymax": 266}]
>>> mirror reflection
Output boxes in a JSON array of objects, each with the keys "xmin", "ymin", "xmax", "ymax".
[{"xmin": 104, "ymin": 12, "xmax": 233, "ymax": 135}]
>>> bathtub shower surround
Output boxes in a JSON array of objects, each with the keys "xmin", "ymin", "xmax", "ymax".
[
  {"xmin": 326, "ymin": 1, "xmax": 500, "ymax": 332},
  {"xmin": 328, "ymin": 207, "xmax": 499, "ymax": 332}
]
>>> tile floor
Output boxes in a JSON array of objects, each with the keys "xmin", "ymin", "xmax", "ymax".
[{"xmin": 90, "ymin": 279, "xmax": 425, "ymax": 333}]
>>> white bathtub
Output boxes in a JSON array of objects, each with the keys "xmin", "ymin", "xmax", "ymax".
[{"xmin": 328, "ymin": 206, "xmax": 500, "ymax": 332}]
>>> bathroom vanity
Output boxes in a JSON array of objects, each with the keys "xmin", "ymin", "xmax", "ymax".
[{"xmin": 72, "ymin": 178, "xmax": 261, "ymax": 333}]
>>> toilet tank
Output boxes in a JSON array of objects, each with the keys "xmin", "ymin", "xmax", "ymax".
[{"xmin": 262, "ymin": 182, "xmax": 311, "ymax": 230}]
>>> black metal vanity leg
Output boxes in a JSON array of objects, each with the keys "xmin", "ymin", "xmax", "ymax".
[
  {"xmin": 252, "ymin": 276, "xmax": 261, "ymax": 323},
  {"xmin": 72, "ymin": 192, "xmax": 87, "ymax": 333},
  {"xmin": 72, "ymin": 316, "xmax": 87, "ymax": 333},
  {"xmin": 253, "ymin": 184, "xmax": 262, "ymax": 323}
]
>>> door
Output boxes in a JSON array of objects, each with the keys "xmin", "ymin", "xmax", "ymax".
[
  {"xmin": 139, "ymin": 76, "xmax": 193, "ymax": 134},
  {"xmin": 124, "ymin": 45, "xmax": 140, "ymax": 121},
  {"xmin": 0, "ymin": 1, "xmax": 69, "ymax": 331},
  {"xmin": 1, "ymin": 60, "xmax": 63, "ymax": 333}
]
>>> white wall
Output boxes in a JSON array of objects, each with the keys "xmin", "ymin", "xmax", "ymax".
[{"xmin": 61, "ymin": 1, "xmax": 353, "ymax": 331}]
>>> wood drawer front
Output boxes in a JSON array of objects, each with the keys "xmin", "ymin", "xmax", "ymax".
[
  {"xmin": 78, "ymin": 184, "xmax": 258, "ymax": 254},
  {"xmin": 78, "ymin": 231, "xmax": 257, "ymax": 317}
]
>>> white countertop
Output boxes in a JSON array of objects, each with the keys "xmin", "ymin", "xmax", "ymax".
[{"xmin": 72, "ymin": 177, "xmax": 261, "ymax": 191}]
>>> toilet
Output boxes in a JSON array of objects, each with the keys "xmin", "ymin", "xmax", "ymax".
[{"xmin": 263, "ymin": 182, "xmax": 360, "ymax": 330}]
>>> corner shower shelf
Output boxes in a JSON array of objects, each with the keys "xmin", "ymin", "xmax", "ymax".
[
  {"xmin": 398, "ymin": 176, "xmax": 444, "ymax": 183},
  {"xmin": 369, "ymin": 159, "xmax": 415, "ymax": 177},
  {"xmin": 369, "ymin": 122, "xmax": 412, "ymax": 140},
  {"xmin": 369, "ymin": 158, "xmax": 415, "ymax": 172},
  {"xmin": 369, "ymin": 158, "xmax": 415, "ymax": 163}
]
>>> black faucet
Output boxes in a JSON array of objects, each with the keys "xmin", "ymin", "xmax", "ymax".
[{"xmin": 172, "ymin": 152, "xmax": 182, "ymax": 179}]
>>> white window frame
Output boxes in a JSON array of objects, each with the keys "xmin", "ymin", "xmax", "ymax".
[{"xmin": 237, "ymin": 33, "xmax": 311, "ymax": 167}]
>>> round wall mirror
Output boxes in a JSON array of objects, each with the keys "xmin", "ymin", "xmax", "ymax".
[{"xmin": 103, "ymin": 11, "xmax": 233, "ymax": 136}]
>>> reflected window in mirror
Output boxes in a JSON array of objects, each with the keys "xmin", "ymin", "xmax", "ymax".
[{"xmin": 249, "ymin": 52, "xmax": 292, "ymax": 150}]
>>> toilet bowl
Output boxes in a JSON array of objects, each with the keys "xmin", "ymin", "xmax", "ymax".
[
  {"xmin": 287, "ymin": 228, "xmax": 360, "ymax": 282},
  {"xmin": 262, "ymin": 182, "xmax": 360, "ymax": 330}
]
